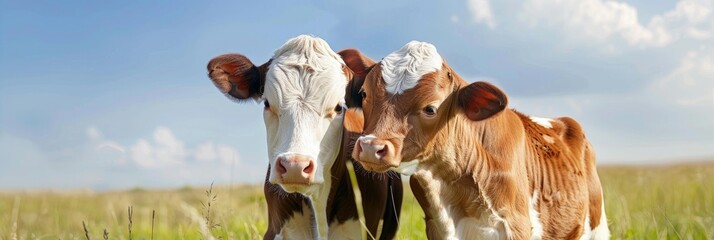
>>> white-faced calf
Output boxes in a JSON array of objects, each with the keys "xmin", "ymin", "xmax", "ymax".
[
  {"xmin": 207, "ymin": 35, "xmax": 402, "ymax": 240},
  {"xmin": 347, "ymin": 41, "xmax": 609, "ymax": 239}
]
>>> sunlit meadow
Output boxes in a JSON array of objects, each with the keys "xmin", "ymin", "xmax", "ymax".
[{"xmin": 1, "ymin": 163, "xmax": 713, "ymax": 239}]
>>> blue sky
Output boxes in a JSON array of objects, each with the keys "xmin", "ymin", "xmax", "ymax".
[{"xmin": 1, "ymin": 0, "xmax": 713, "ymax": 190}]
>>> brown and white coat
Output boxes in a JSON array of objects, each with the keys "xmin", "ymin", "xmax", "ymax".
[
  {"xmin": 346, "ymin": 41, "xmax": 610, "ymax": 240},
  {"xmin": 207, "ymin": 35, "xmax": 402, "ymax": 240}
]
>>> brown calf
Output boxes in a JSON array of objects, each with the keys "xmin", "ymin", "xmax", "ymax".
[{"xmin": 346, "ymin": 41, "xmax": 609, "ymax": 239}]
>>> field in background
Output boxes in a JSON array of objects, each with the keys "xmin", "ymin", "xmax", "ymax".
[{"xmin": 1, "ymin": 163, "xmax": 713, "ymax": 239}]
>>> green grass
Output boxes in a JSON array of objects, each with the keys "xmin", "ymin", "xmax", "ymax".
[
  {"xmin": 1, "ymin": 164, "xmax": 713, "ymax": 239},
  {"xmin": 599, "ymin": 163, "xmax": 714, "ymax": 239}
]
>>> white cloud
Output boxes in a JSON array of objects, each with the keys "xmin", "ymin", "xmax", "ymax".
[
  {"xmin": 193, "ymin": 142, "xmax": 239, "ymax": 165},
  {"xmin": 667, "ymin": 0, "xmax": 712, "ymax": 24},
  {"xmin": 74, "ymin": 126, "xmax": 250, "ymax": 188},
  {"xmin": 83, "ymin": 126, "xmax": 242, "ymax": 169},
  {"xmin": 652, "ymin": 49, "xmax": 714, "ymax": 107},
  {"xmin": 131, "ymin": 139, "xmax": 155, "ymax": 167},
  {"xmin": 130, "ymin": 127, "xmax": 186, "ymax": 168},
  {"xmin": 467, "ymin": 0, "xmax": 497, "ymax": 29},
  {"xmin": 96, "ymin": 141, "xmax": 127, "ymax": 154},
  {"xmin": 194, "ymin": 142, "xmax": 217, "ymax": 161},
  {"xmin": 520, "ymin": 0, "xmax": 714, "ymax": 48},
  {"xmin": 153, "ymin": 127, "xmax": 186, "ymax": 163},
  {"xmin": 85, "ymin": 126, "xmax": 126, "ymax": 163},
  {"xmin": 86, "ymin": 126, "xmax": 102, "ymax": 140},
  {"xmin": 216, "ymin": 144, "xmax": 239, "ymax": 165}
]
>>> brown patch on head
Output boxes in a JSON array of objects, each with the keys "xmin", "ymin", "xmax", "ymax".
[
  {"xmin": 353, "ymin": 60, "xmax": 465, "ymax": 169},
  {"xmin": 343, "ymin": 108, "xmax": 364, "ymax": 134}
]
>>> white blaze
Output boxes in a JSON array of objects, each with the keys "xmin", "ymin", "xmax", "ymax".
[
  {"xmin": 261, "ymin": 35, "xmax": 347, "ymax": 188},
  {"xmin": 381, "ymin": 41, "xmax": 443, "ymax": 95}
]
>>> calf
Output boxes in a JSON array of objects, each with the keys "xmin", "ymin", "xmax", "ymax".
[
  {"xmin": 206, "ymin": 35, "xmax": 402, "ymax": 240},
  {"xmin": 346, "ymin": 41, "xmax": 609, "ymax": 239}
]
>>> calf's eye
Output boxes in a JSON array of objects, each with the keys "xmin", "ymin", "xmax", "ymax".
[
  {"xmin": 263, "ymin": 100, "xmax": 270, "ymax": 109},
  {"xmin": 359, "ymin": 89, "xmax": 367, "ymax": 99},
  {"xmin": 334, "ymin": 104, "xmax": 344, "ymax": 114},
  {"xmin": 424, "ymin": 106, "xmax": 437, "ymax": 116}
]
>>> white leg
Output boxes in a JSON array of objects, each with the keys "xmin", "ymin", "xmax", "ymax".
[{"xmin": 590, "ymin": 203, "xmax": 610, "ymax": 240}]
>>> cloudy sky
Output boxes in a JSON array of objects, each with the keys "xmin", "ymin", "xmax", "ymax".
[{"xmin": 1, "ymin": 0, "xmax": 713, "ymax": 190}]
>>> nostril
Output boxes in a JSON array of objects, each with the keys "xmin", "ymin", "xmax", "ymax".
[
  {"xmin": 276, "ymin": 160, "xmax": 287, "ymax": 175},
  {"xmin": 303, "ymin": 161, "xmax": 315, "ymax": 174},
  {"xmin": 376, "ymin": 145, "xmax": 388, "ymax": 157}
]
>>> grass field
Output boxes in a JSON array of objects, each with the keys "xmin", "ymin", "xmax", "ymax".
[{"xmin": 1, "ymin": 163, "xmax": 713, "ymax": 239}]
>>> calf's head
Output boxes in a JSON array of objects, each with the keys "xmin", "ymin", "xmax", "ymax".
[
  {"xmin": 207, "ymin": 35, "xmax": 362, "ymax": 193},
  {"xmin": 350, "ymin": 41, "xmax": 508, "ymax": 172}
]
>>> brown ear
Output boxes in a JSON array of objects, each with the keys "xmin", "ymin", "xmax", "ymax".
[
  {"xmin": 458, "ymin": 81, "xmax": 508, "ymax": 121},
  {"xmin": 338, "ymin": 49, "xmax": 376, "ymax": 107},
  {"xmin": 343, "ymin": 108, "xmax": 365, "ymax": 134},
  {"xmin": 339, "ymin": 48, "xmax": 375, "ymax": 77},
  {"xmin": 207, "ymin": 54, "xmax": 269, "ymax": 100}
]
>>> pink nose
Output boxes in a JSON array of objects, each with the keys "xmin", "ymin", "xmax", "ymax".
[
  {"xmin": 276, "ymin": 155, "xmax": 315, "ymax": 184},
  {"xmin": 357, "ymin": 137, "xmax": 388, "ymax": 163}
]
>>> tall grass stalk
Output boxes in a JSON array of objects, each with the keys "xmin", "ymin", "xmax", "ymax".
[
  {"xmin": 82, "ymin": 221, "xmax": 90, "ymax": 240},
  {"xmin": 127, "ymin": 206, "xmax": 133, "ymax": 240},
  {"xmin": 179, "ymin": 201, "xmax": 216, "ymax": 240},
  {"xmin": 10, "ymin": 196, "xmax": 20, "ymax": 240},
  {"xmin": 345, "ymin": 160, "xmax": 376, "ymax": 240},
  {"xmin": 151, "ymin": 209, "xmax": 156, "ymax": 240}
]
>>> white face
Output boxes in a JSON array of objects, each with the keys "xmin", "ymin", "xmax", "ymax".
[{"xmin": 262, "ymin": 43, "xmax": 348, "ymax": 194}]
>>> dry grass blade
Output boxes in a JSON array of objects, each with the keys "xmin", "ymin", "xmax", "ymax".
[
  {"xmin": 82, "ymin": 221, "xmax": 90, "ymax": 240},
  {"xmin": 375, "ymin": 219, "xmax": 385, "ymax": 240},
  {"xmin": 11, "ymin": 196, "xmax": 20, "ymax": 240},
  {"xmin": 10, "ymin": 221, "xmax": 17, "ymax": 240},
  {"xmin": 390, "ymin": 185, "xmax": 400, "ymax": 226},
  {"xmin": 345, "ymin": 160, "xmax": 376, "ymax": 240},
  {"xmin": 151, "ymin": 209, "xmax": 156, "ymax": 240},
  {"xmin": 128, "ymin": 206, "xmax": 133, "ymax": 240},
  {"xmin": 201, "ymin": 182, "xmax": 221, "ymax": 229},
  {"xmin": 179, "ymin": 201, "xmax": 216, "ymax": 240},
  {"xmin": 662, "ymin": 205, "xmax": 683, "ymax": 239}
]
